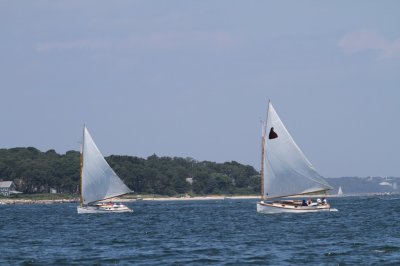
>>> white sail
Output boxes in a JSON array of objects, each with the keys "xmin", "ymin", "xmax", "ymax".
[
  {"xmin": 263, "ymin": 102, "xmax": 332, "ymax": 199},
  {"xmin": 81, "ymin": 126, "xmax": 131, "ymax": 205},
  {"xmin": 338, "ymin": 186, "xmax": 343, "ymax": 195}
]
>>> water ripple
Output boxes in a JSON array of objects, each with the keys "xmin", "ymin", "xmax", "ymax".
[{"xmin": 1, "ymin": 196, "xmax": 400, "ymax": 265}]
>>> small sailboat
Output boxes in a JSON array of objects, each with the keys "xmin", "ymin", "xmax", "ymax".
[
  {"xmin": 77, "ymin": 126, "xmax": 133, "ymax": 214},
  {"xmin": 257, "ymin": 101, "xmax": 337, "ymax": 213},
  {"xmin": 338, "ymin": 186, "xmax": 343, "ymax": 196}
]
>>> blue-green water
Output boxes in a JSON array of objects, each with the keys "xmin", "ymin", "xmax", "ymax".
[{"xmin": 1, "ymin": 196, "xmax": 400, "ymax": 265}]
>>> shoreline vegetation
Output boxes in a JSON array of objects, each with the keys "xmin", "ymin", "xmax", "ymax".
[
  {"xmin": 0, "ymin": 147, "xmax": 260, "ymax": 197},
  {"xmin": 2, "ymin": 148, "xmax": 399, "ymax": 201}
]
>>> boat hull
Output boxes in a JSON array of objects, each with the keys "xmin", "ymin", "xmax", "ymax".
[
  {"xmin": 77, "ymin": 203, "xmax": 133, "ymax": 214},
  {"xmin": 257, "ymin": 201, "xmax": 337, "ymax": 214}
]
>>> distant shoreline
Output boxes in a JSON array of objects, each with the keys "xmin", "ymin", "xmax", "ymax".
[
  {"xmin": 0, "ymin": 195, "xmax": 260, "ymax": 205},
  {"xmin": 1, "ymin": 192, "xmax": 397, "ymax": 205},
  {"xmin": 139, "ymin": 195, "xmax": 260, "ymax": 201}
]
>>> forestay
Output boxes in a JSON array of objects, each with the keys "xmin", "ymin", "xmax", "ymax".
[
  {"xmin": 263, "ymin": 102, "xmax": 332, "ymax": 199},
  {"xmin": 81, "ymin": 127, "xmax": 131, "ymax": 205}
]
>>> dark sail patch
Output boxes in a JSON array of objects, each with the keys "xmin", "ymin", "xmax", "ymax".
[{"xmin": 269, "ymin": 127, "xmax": 278, "ymax": 139}]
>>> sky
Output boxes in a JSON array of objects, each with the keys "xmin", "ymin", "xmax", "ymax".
[{"xmin": 1, "ymin": 1, "xmax": 399, "ymax": 178}]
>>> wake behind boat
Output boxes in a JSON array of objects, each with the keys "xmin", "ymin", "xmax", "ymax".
[
  {"xmin": 257, "ymin": 101, "xmax": 337, "ymax": 214},
  {"xmin": 77, "ymin": 126, "xmax": 133, "ymax": 214}
]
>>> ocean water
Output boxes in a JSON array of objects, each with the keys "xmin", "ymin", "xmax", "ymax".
[{"xmin": 1, "ymin": 196, "xmax": 400, "ymax": 265}]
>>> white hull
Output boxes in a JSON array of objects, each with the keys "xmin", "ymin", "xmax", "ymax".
[
  {"xmin": 257, "ymin": 201, "xmax": 338, "ymax": 214},
  {"xmin": 77, "ymin": 203, "xmax": 133, "ymax": 214}
]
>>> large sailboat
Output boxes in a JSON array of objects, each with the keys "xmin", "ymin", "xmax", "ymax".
[
  {"xmin": 77, "ymin": 126, "xmax": 133, "ymax": 214},
  {"xmin": 257, "ymin": 101, "xmax": 337, "ymax": 213}
]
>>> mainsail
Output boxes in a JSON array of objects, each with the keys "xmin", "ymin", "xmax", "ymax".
[
  {"xmin": 81, "ymin": 126, "xmax": 132, "ymax": 205},
  {"xmin": 262, "ymin": 102, "xmax": 332, "ymax": 199}
]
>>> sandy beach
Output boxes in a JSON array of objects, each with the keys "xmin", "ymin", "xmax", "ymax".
[
  {"xmin": 0, "ymin": 195, "xmax": 261, "ymax": 205},
  {"xmin": 138, "ymin": 195, "xmax": 260, "ymax": 201},
  {"xmin": 0, "ymin": 198, "xmax": 79, "ymax": 205},
  {"xmin": 3, "ymin": 193, "xmax": 389, "ymax": 205}
]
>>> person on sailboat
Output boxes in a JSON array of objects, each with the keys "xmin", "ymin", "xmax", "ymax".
[
  {"xmin": 301, "ymin": 199, "xmax": 308, "ymax": 206},
  {"xmin": 322, "ymin": 197, "xmax": 327, "ymax": 204},
  {"xmin": 317, "ymin": 198, "xmax": 322, "ymax": 205},
  {"xmin": 307, "ymin": 198, "xmax": 312, "ymax": 205}
]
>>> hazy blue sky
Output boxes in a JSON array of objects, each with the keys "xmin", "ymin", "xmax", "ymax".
[{"xmin": 1, "ymin": 1, "xmax": 399, "ymax": 177}]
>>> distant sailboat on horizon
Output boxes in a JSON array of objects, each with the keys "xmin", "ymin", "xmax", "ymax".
[
  {"xmin": 77, "ymin": 126, "xmax": 133, "ymax": 214},
  {"xmin": 338, "ymin": 186, "xmax": 343, "ymax": 196},
  {"xmin": 257, "ymin": 101, "xmax": 338, "ymax": 213}
]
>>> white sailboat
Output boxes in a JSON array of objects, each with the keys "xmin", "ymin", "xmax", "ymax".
[
  {"xmin": 257, "ymin": 101, "xmax": 337, "ymax": 213},
  {"xmin": 77, "ymin": 126, "xmax": 133, "ymax": 214},
  {"xmin": 338, "ymin": 186, "xmax": 343, "ymax": 196}
]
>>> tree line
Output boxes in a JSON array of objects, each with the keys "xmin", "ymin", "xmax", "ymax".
[{"xmin": 0, "ymin": 147, "xmax": 260, "ymax": 196}]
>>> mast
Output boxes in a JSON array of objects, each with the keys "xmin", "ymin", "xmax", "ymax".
[
  {"xmin": 260, "ymin": 121, "xmax": 265, "ymax": 200},
  {"xmin": 79, "ymin": 125, "xmax": 85, "ymax": 206},
  {"xmin": 260, "ymin": 100, "xmax": 270, "ymax": 200}
]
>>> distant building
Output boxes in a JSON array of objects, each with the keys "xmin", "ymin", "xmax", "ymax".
[
  {"xmin": 50, "ymin": 188, "xmax": 57, "ymax": 194},
  {"xmin": 0, "ymin": 181, "xmax": 18, "ymax": 197},
  {"xmin": 185, "ymin": 177, "xmax": 193, "ymax": 184},
  {"xmin": 379, "ymin": 181, "xmax": 392, "ymax": 187}
]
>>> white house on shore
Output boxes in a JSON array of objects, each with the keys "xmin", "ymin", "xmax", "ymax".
[{"xmin": 0, "ymin": 181, "xmax": 21, "ymax": 197}]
